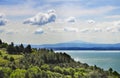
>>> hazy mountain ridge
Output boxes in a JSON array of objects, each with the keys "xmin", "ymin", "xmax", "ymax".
[{"xmin": 31, "ymin": 40, "xmax": 120, "ymax": 50}]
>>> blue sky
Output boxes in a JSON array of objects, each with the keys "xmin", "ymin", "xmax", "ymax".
[{"xmin": 0, "ymin": 0, "xmax": 120, "ymax": 44}]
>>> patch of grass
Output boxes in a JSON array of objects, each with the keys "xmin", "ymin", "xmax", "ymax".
[{"xmin": 0, "ymin": 49, "xmax": 23, "ymax": 63}]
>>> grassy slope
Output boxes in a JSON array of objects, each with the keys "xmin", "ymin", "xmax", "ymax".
[{"xmin": 0, "ymin": 48, "xmax": 23, "ymax": 66}]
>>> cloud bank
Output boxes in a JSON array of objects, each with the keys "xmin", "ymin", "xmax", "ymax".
[{"xmin": 23, "ymin": 10, "xmax": 56, "ymax": 26}]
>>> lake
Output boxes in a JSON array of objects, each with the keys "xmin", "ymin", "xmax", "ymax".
[{"xmin": 55, "ymin": 50, "xmax": 120, "ymax": 73}]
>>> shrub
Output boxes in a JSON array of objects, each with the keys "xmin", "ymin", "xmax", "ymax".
[{"xmin": 9, "ymin": 57, "xmax": 14, "ymax": 62}]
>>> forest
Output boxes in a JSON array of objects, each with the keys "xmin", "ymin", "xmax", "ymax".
[{"xmin": 0, "ymin": 39, "xmax": 120, "ymax": 78}]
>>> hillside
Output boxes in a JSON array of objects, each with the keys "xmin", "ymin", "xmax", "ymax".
[{"xmin": 0, "ymin": 39, "xmax": 120, "ymax": 78}]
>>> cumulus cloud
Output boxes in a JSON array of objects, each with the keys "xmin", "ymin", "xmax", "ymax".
[
  {"xmin": 34, "ymin": 28, "xmax": 44, "ymax": 34},
  {"xmin": 0, "ymin": 13, "xmax": 7, "ymax": 26},
  {"xmin": 65, "ymin": 17, "xmax": 76, "ymax": 23},
  {"xmin": 64, "ymin": 27, "xmax": 78, "ymax": 32},
  {"xmin": 87, "ymin": 20, "xmax": 96, "ymax": 24},
  {"xmin": 23, "ymin": 10, "xmax": 56, "ymax": 26}
]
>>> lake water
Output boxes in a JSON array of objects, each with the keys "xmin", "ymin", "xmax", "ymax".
[{"xmin": 55, "ymin": 50, "xmax": 120, "ymax": 73}]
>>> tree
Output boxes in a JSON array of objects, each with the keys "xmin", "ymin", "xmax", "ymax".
[
  {"xmin": 1, "ymin": 42, "xmax": 8, "ymax": 48},
  {"xmin": 113, "ymin": 71, "xmax": 119, "ymax": 76},
  {"xmin": 7, "ymin": 42, "xmax": 16, "ymax": 54},
  {"xmin": 25, "ymin": 66, "xmax": 41, "ymax": 78},
  {"xmin": 19, "ymin": 44, "xmax": 24, "ymax": 53},
  {"xmin": 9, "ymin": 57, "xmax": 15, "ymax": 62},
  {"xmin": 0, "ymin": 39, "xmax": 2, "ymax": 44},
  {"xmin": 15, "ymin": 46, "xmax": 20, "ymax": 54},
  {"xmin": 24, "ymin": 44, "xmax": 32, "ymax": 53},
  {"xmin": 109, "ymin": 68, "xmax": 113, "ymax": 75},
  {"xmin": 3, "ymin": 56, "xmax": 8, "ymax": 60}
]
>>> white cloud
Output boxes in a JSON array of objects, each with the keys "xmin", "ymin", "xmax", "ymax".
[
  {"xmin": 23, "ymin": 9, "xmax": 56, "ymax": 26},
  {"xmin": 66, "ymin": 17, "xmax": 76, "ymax": 23},
  {"xmin": 0, "ymin": 13, "xmax": 5, "ymax": 18},
  {"xmin": 106, "ymin": 26, "xmax": 120, "ymax": 33},
  {"xmin": 87, "ymin": 20, "xmax": 96, "ymax": 24},
  {"xmin": 113, "ymin": 20, "xmax": 120, "ymax": 26},
  {"xmin": 93, "ymin": 28, "xmax": 102, "ymax": 32},
  {"xmin": 80, "ymin": 28, "xmax": 90, "ymax": 33},
  {"xmin": 34, "ymin": 28, "xmax": 44, "ymax": 34},
  {"xmin": 0, "ymin": 13, "xmax": 8, "ymax": 26},
  {"xmin": 64, "ymin": 27, "xmax": 78, "ymax": 32},
  {"xmin": 80, "ymin": 28, "xmax": 102, "ymax": 33}
]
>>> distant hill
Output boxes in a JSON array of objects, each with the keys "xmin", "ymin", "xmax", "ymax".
[{"xmin": 31, "ymin": 40, "xmax": 120, "ymax": 50}]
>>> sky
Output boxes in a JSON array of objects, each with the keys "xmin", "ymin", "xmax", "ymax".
[{"xmin": 0, "ymin": 0, "xmax": 120, "ymax": 44}]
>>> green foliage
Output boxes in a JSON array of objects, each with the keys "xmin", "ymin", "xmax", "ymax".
[
  {"xmin": 0, "ymin": 39, "xmax": 8, "ymax": 48},
  {"xmin": 9, "ymin": 57, "xmax": 14, "ymax": 62},
  {"xmin": 41, "ymin": 64, "xmax": 50, "ymax": 71},
  {"xmin": 3, "ymin": 55, "xmax": 8, "ymax": 60},
  {"xmin": 53, "ymin": 66, "xmax": 63, "ymax": 74},
  {"xmin": 0, "ymin": 67, "xmax": 12, "ymax": 78},
  {"xmin": 25, "ymin": 66, "xmax": 41, "ymax": 78},
  {"xmin": 10, "ymin": 69, "xmax": 26, "ymax": 78}
]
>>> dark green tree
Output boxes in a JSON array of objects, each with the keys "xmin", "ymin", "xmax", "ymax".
[
  {"xmin": 7, "ymin": 42, "xmax": 16, "ymax": 54},
  {"xmin": 15, "ymin": 46, "xmax": 20, "ymax": 54},
  {"xmin": 0, "ymin": 39, "xmax": 2, "ymax": 44},
  {"xmin": 24, "ymin": 44, "xmax": 32, "ymax": 53},
  {"xmin": 109, "ymin": 68, "xmax": 113, "ymax": 74},
  {"xmin": 10, "ymin": 57, "xmax": 15, "ymax": 62},
  {"xmin": 19, "ymin": 44, "xmax": 24, "ymax": 53}
]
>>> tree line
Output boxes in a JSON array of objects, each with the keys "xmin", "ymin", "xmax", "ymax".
[
  {"xmin": 7, "ymin": 42, "xmax": 32, "ymax": 54},
  {"xmin": 0, "ymin": 39, "xmax": 32, "ymax": 54}
]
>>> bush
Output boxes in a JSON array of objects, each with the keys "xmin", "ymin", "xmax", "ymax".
[
  {"xmin": 9, "ymin": 57, "xmax": 14, "ymax": 62},
  {"xmin": 3, "ymin": 56, "xmax": 8, "ymax": 60},
  {"xmin": 10, "ymin": 69, "xmax": 26, "ymax": 78}
]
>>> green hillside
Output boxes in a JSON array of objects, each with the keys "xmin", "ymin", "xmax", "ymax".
[{"xmin": 0, "ymin": 39, "xmax": 120, "ymax": 78}]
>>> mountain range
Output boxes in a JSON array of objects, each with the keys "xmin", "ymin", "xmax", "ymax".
[{"xmin": 31, "ymin": 40, "xmax": 120, "ymax": 50}]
